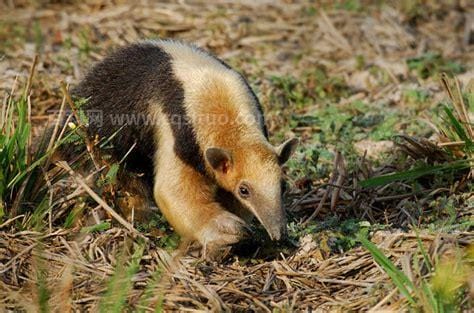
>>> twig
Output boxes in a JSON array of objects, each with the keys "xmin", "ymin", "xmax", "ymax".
[
  {"xmin": 303, "ymin": 152, "xmax": 343, "ymax": 225},
  {"xmin": 274, "ymin": 271, "xmax": 375, "ymax": 287},
  {"xmin": 331, "ymin": 152, "xmax": 346, "ymax": 210},
  {"xmin": 220, "ymin": 286, "xmax": 271, "ymax": 313},
  {"xmin": 0, "ymin": 243, "xmax": 37, "ymax": 274},
  {"xmin": 288, "ymin": 185, "xmax": 325, "ymax": 212},
  {"xmin": 0, "ymin": 215, "xmax": 25, "ymax": 229},
  {"xmin": 368, "ymin": 288, "xmax": 398, "ymax": 312},
  {"xmin": 438, "ymin": 141, "xmax": 466, "ymax": 147},
  {"xmin": 23, "ymin": 55, "xmax": 38, "ymax": 99},
  {"xmin": 56, "ymin": 161, "xmax": 145, "ymax": 240}
]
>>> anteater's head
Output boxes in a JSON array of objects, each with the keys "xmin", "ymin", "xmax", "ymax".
[{"xmin": 205, "ymin": 138, "xmax": 298, "ymax": 241}]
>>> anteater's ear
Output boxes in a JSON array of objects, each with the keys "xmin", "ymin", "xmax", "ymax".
[
  {"xmin": 205, "ymin": 147, "xmax": 233, "ymax": 174},
  {"xmin": 276, "ymin": 138, "xmax": 299, "ymax": 165}
]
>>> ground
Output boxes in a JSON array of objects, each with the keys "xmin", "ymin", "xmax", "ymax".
[{"xmin": 0, "ymin": 1, "xmax": 473, "ymax": 312}]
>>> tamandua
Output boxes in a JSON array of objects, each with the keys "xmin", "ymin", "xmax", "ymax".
[{"xmin": 72, "ymin": 39, "xmax": 298, "ymax": 253}]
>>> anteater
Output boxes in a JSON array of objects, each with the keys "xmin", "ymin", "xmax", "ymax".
[{"xmin": 72, "ymin": 40, "xmax": 298, "ymax": 254}]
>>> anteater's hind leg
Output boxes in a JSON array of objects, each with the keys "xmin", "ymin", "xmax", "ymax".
[
  {"xmin": 153, "ymin": 159, "xmax": 247, "ymax": 258},
  {"xmin": 115, "ymin": 170, "xmax": 157, "ymax": 223}
]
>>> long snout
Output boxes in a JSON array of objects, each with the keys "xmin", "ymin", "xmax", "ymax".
[{"xmin": 254, "ymin": 206, "xmax": 287, "ymax": 241}]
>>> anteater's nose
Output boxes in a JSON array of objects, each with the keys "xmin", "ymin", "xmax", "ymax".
[
  {"xmin": 267, "ymin": 220, "xmax": 287, "ymax": 241},
  {"xmin": 256, "ymin": 203, "xmax": 287, "ymax": 241}
]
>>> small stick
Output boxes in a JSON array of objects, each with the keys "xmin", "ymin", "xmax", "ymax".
[
  {"xmin": 437, "ymin": 141, "xmax": 466, "ymax": 147},
  {"xmin": 303, "ymin": 152, "xmax": 342, "ymax": 225},
  {"xmin": 288, "ymin": 185, "xmax": 324, "ymax": 211},
  {"xmin": 0, "ymin": 243, "xmax": 36, "ymax": 274},
  {"xmin": 220, "ymin": 286, "xmax": 271, "ymax": 313},
  {"xmin": 0, "ymin": 214, "xmax": 25, "ymax": 229},
  {"xmin": 302, "ymin": 185, "xmax": 331, "ymax": 225},
  {"xmin": 454, "ymin": 76, "xmax": 473, "ymax": 139},
  {"xmin": 25, "ymin": 56, "xmax": 38, "ymax": 165},
  {"xmin": 46, "ymin": 94, "xmax": 67, "ymax": 153},
  {"xmin": 24, "ymin": 54, "xmax": 38, "ymax": 98},
  {"xmin": 331, "ymin": 152, "xmax": 346, "ymax": 211},
  {"xmin": 56, "ymin": 161, "xmax": 145, "ymax": 240},
  {"xmin": 368, "ymin": 288, "xmax": 398, "ymax": 312}
]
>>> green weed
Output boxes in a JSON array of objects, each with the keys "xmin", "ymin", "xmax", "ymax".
[
  {"xmin": 270, "ymin": 67, "xmax": 350, "ymax": 109},
  {"xmin": 81, "ymin": 221, "xmax": 111, "ymax": 233},
  {"xmin": 78, "ymin": 28, "xmax": 93, "ymax": 57},
  {"xmin": 362, "ymin": 75, "xmax": 473, "ymax": 187},
  {"xmin": 0, "ymin": 74, "xmax": 82, "ymax": 229},
  {"xmin": 403, "ymin": 88, "xmax": 431, "ymax": 107},
  {"xmin": 407, "ymin": 52, "xmax": 464, "ymax": 79},
  {"xmin": 360, "ymin": 235, "xmax": 416, "ymax": 306},
  {"xmin": 335, "ymin": 0, "xmax": 362, "ymax": 12},
  {"xmin": 0, "ymin": 21, "xmax": 26, "ymax": 53},
  {"xmin": 136, "ymin": 213, "xmax": 180, "ymax": 250},
  {"xmin": 360, "ymin": 159, "xmax": 471, "ymax": 188},
  {"xmin": 360, "ymin": 234, "xmax": 472, "ymax": 312},
  {"xmin": 0, "ymin": 64, "xmax": 51, "ymax": 220},
  {"xmin": 99, "ymin": 242, "xmax": 144, "ymax": 313},
  {"xmin": 287, "ymin": 218, "xmax": 377, "ymax": 254}
]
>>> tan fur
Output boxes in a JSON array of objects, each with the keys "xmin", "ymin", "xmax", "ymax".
[
  {"xmin": 156, "ymin": 39, "xmax": 280, "ymax": 198},
  {"xmin": 150, "ymin": 107, "xmax": 245, "ymax": 250},
  {"xmin": 155, "ymin": 40, "xmax": 263, "ymax": 147},
  {"xmin": 147, "ymin": 40, "xmax": 295, "ymax": 254}
]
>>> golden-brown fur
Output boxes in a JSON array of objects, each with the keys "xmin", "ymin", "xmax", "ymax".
[
  {"xmin": 74, "ymin": 39, "xmax": 298, "ymax": 257},
  {"xmin": 149, "ymin": 40, "xmax": 294, "ymax": 254}
]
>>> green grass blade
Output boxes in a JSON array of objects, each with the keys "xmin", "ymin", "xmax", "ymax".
[
  {"xmin": 80, "ymin": 222, "xmax": 111, "ymax": 233},
  {"xmin": 99, "ymin": 244, "xmax": 144, "ymax": 313},
  {"xmin": 421, "ymin": 279, "xmax": 439, "ymax": 313},
  {"xmin": 63, "ymin": 203, "xmax": 86, "ymax": 229},
  {"xmin": 34, "ymin": 250, "xmax": 51, "ymax": 313},
  {"xmin": 414, "ymin": 229, "xmax": 433, "ymax": 271},
  {"xmin": 359, "ymin": 235, "xmax": 416, "ymax": 305},
  {"xmin": 98, "ymin": 124, "xmax": 126, "ymax": 149},
  {"xmin": 443, "ymin": 106, "xmax": 472, "ymax": 145},
  {"xmin": 7, "ymin": 131, "xmax": 75, "ymax": 190},
  {"xmin": 360, "ymin": 159, "xmax": 471, "ymax": 188},
  {"xmin": 154, "ymin": 295, "xmax": 164, "ymax": 313},
  {"xmin": 136, "ymin": 266, "xmax": 164, "ymax": 313}
]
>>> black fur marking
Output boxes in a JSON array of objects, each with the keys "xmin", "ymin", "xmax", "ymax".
[
  {"xmin": 242, "ymin": 79, "xmax": 269, "ymax": 139},
  {"xmin": 72, "ymin": 42, "xmax": 206, "ymax": 183},
  {"xmin": 214, "ymin": 187, "xmax": 247, "ymax": 217},
  {"xmin": 73, "ymin": 40, "xmax": 267, "ymax": 186}
]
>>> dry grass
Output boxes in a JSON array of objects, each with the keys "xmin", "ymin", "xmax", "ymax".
[
  {"xmin": 0, "ymin": 227, "xmax": 471, "ymax": 311},
  {"xmin": 0, "ymin": 0, "xmax": 473, "ymax": 311}
]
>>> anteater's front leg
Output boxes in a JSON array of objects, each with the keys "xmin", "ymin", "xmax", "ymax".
[{"xmin": 153, "ymin": 161, "xmax": 247, "ymax": 255}]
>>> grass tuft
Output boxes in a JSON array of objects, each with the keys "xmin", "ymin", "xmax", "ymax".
[
  {"xmin": 360, "ymin": 234, "xmax": 472, "ymax": 312},
  {"xmin": 361, "ymin": 74, "xmax": 473, "ymax": 188},
  {"xmin": 99, "ymin": 243, "xmax": 145, "ymax": 313}
]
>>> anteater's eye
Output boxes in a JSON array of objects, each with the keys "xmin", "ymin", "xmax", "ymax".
[{"xmin": 238, "ymin": 184, "xmax": 251, "ymax": 198}]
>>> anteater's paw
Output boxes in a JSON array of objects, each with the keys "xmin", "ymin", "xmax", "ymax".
[{"xmin": 198, "ymin": 211, "xmax": 248, "ymax": 257}]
